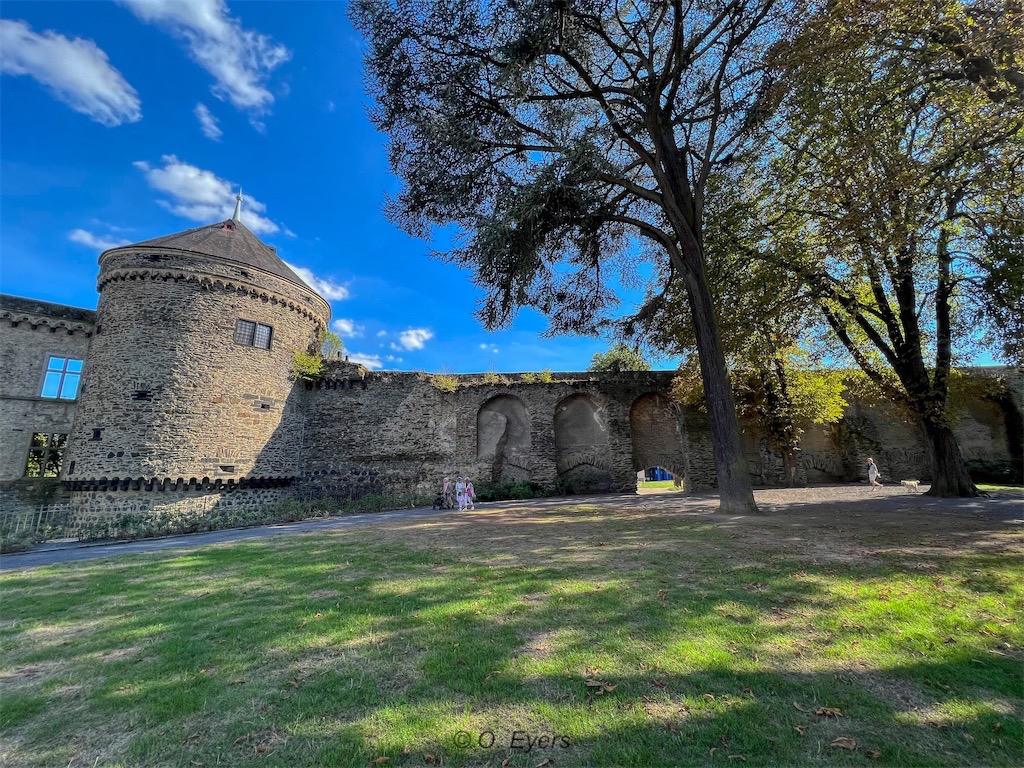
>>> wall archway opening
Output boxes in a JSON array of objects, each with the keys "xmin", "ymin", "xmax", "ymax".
[
  {"xmin": 554, "ymin": 393, "xmax": 613, "ymax": 493},
  {"xmin": 477, "ymin": 395, "xmax": 532, "ymax": 482},
  {"xmin": 630, "ymin": 393, "xmax": 687, "ymax": 491}
]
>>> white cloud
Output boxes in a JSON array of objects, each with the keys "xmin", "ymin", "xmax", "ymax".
[
  {"xmin": 68, "ymin": 228, "xmax": 131, "ymax": 251},
  {"xmin": 377, "ymin": 330, "xmax": 388, "ymax": 338},
  {"xmin": 330, "ymin": 318, "xmax": 363, "ymax": 337},
  {"xmin": 385, "ymin": 354, "xmax": 404, "ymax": 363},
  {"xmin": 117, "ymin": 0, "xmax": 289, "ymax": 115},
  {"xmin": 133, "ymin": 155, "xmax": 281, "ymax": 234},
  {"xmin": 0, "ymin": 19, "xmax": 141, "ymax": 126},
  {"xmin": 348, "ymin": 352, "xmax": 383, "ymax": 370},
  {"xmin": 194, "ymin": 102, "xmax": 221, "ymax": 140},
  {"xmin": 396, "ymin": 328, "xmax": 434, "ymax": 351},
  {"xmin": 285, "ymin": 262, "xmax": 349, "ymax": 301}
]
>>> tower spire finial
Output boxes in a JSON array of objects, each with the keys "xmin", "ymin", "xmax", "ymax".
[{"xmin": 232, "ymin": 188, "xmax": 243, "ymax": 222}]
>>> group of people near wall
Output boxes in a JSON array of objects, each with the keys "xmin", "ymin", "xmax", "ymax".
[{"xmin": 441, "ymin": 476, "xmax": 475, "ymax": 511}]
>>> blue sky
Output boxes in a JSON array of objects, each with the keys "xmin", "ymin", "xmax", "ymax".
[{"xmin": 0, "ymin": 0, "xmax": 659, "ymax": 374}]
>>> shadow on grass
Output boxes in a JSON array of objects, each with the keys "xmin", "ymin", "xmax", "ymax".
[{"xmin": 1, "ymin": 504, "xmax": 1021, "ymax": 767}]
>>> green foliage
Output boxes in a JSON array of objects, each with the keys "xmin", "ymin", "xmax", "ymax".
[
  {"xmin": 481, "ymin": 371, "xmax": 502, "ymax": 385},
  {"xmin": 321, "ymin": 330, "xmax": 344, "ymax": 359},
  {"xmin": 291, "ymin": 330, "xmax": 346, "ymax": 382},
  {"xmin": 430, "ymin": 373, "xmax": 460, "ymax": 393},
  {"xmin": 588, "ymin": 344, "xmax": 650, "ymax": 372},
  {"xmin": 520, "ymin": 372, "xmax": 538, "ymax": 384},
  {"xmin": 537, "ymin": 368, "xmax": 554, "ymax": 383},
  {"xmin": 473, "ymin": 480, "xmax": 547, "ymax": 502},
  {"xmin": 290, "ymin": 350, "xmax": 325, "ymax": 382}
]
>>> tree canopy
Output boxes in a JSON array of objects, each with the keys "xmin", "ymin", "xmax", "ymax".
[
  {"xmin": 350, "ymin": 0, "xmax": 800, "ymax": 513},
  {"xmin": 588, "ymin": 343, "xmax": 651, "ymax": 372},
  {"xmin": 758, "ymin": 0, "xmax": 1024, "ymax": 495}
]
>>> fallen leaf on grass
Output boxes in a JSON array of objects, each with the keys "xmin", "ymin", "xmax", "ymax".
[
  {"xmin": 535, "ymin": 759, "xmax": 554, "ymax": 768},
  {"xmin": 704, "ymin": 693, "xmax": 716, "ymax": 702},
  {"xmin": 255, "ymin": 745, "xmax": 270, "ymax": 753},
  {"xmin": 585, "ymin": 679, "xmax": 617, "ymax": 694},
  {"xmin": 658, "ymin": 589, "xmax": 668, "ymax": 602},
  {"xmin": 667, "ymin": 723, "xmax": 680, "ymax": 735},
  {"xmin": 423, "ymin": 752, "xmax": 441, "ymax": 765},
  {"xmin": 709, "ymin": 747, "xmax": 718, "ymax": 756},
  {"xmin": 793, "ymin": 726, "xmax": 805, "ymax": 736},
  {"xmin": 830, "ymin": 737, "xmax": 857, "ymax": 750},
  {"xmin": 943, "ymin": 637, "xmax": 957, "ymax": 644},
  {"xmin": 793, "ymin": 702, "xmax": 808, "ymax": 712},
  {"xmin": 816, "ymin": 707, "xmax": 843, "ymax": 717},
  {"xmin": 728, "ymin": 756, "xmax": 746, "ymax": 761},
  {"xmin": 370, "ymin": 758, "xmax": 390, "ymax": 766},
  {"xmin": 233, "ymin": 736, "xmax": 250, "ymax": 745},
  {"xmin": 501, "ymin": 759, "xmax": 511, "ymax": 768},
  {"xmin": 650, "ymin": 679, "xmax": 667, "ymax": 689},
  {"xmin": 866, "ymin": 750, "xmax": 882, "ymax": 759}
]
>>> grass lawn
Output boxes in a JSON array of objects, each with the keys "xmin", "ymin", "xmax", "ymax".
[{"xmin": 2, "ymin": 493, "xmax": 1022, "ymax": 767}]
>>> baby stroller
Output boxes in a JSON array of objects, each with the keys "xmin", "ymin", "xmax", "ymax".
[{"xmin": 438, "ymin": 478, "xmax": 457, "ymax": 510}]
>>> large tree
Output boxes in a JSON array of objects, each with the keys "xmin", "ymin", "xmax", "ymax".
[
  {"xmin": 631, "ymin": 170, "xmax": 848, "ymax": 486},
  {"xmin": 765, "ymin": 0, "xmax": 1024, "ymax": 496},
  {"xmin": 351, "ymin": 0, "xmax": 800, "ymax": 514}
]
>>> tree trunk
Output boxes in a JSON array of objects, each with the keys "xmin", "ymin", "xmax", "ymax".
[
  {"xmin": 680, "ymin": 265, "xmax": 760, "ymax": 514},
  {"xmin": 921, "ymin": 418, "xmax": 980, "ymax": 497},
  {"xmin": 783, "ymin": 450, "xmax": 799, "ymax": 487}
]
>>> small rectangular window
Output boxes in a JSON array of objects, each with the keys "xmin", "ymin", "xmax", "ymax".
[
  {"xmin": 234, "ymin": 319, "xmax": 272, "ymax": 350},
  {"xmin": 25, "ymin": 432, "xmax": 68, "ymax": 477},
  {"xmin": 40, "ymin": 357, "xmax": 83, "ymax": 400}
]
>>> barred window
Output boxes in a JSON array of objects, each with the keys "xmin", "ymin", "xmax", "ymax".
[
  {"xmin": 41, "ymin": 356, "xmax": 83, "ymax": 399},
  {"xmin": 25, "ymin": 432, "xmax": 67, "ymax": 477},
  {"xmin": 234, "ymin": 319, "xmax": 273, "ymax": 349}
]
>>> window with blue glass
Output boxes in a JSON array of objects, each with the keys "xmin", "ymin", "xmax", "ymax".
[{"xmin": 40, "ymin": 356, "xmax": 83, "ymax": 400}]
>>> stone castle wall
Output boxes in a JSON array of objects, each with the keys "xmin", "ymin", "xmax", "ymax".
[
  {"xmin": 2, "ymin": 288, "xmax": 1021, "ymax": 537},
  {"xmin": 62, "ymin": 248, "xmax": 329, "ymax": 488}
]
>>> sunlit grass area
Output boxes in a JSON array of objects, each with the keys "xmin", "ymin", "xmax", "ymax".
[{"xmin": 2, "ymin": 500, "xmax": 1022, "ymax": 767}]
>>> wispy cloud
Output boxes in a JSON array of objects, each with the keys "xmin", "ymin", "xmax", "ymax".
[
  {"xmin": 285, "ymin": 263, "xmax": 349, "ymax": 301},
  {"xmin": 479, "ymin": 343, "xmax": 499, "ymax": 354},
  {"xmin": 348, "ymin": 352, "xmax": 382, "ymax": 370},
  {"xmin": 377, "ymin": 330, "xmax": 388, "ymax": 338},
  {"xmin": 393, "ymin": 328, "xmax": 434, "ymax": 351},
  {"xmin": 117, "ymin": 0, "xmax": 288, "ymax": 116},
  {"xmin": 68, "ymin": 228, "xmax": 132, "ymax": 252},
  {"xmin": 330, "ymin": 318, "xmax": 363, "ymax": 337},
  {"xmin": 194, "ymin": 102, "xmax": 221, "ymax": 140},
  {"xmin": 0, "ymin": 19, "xmax": 141, "ymax": 126},
  {"xmin": 133, "ymin": 155, "xmax": 281, "ymax": 234}
]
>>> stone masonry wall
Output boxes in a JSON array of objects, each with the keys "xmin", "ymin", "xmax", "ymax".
[{"xmin": 63, "ymin": 249, "xmax": 329, "ymax": 487}]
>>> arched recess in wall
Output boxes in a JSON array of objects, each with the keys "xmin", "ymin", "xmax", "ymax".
[
  {"xmin": 477, "ymin": 395, "xmax": 532, "ymax": 482},
  {"xmin": 630, "ymin": 393, "xmax": 687, "ymax": 486},
  {"xmin": 554, "ymin": 393, "xmax": 613, "ymax": 492}
]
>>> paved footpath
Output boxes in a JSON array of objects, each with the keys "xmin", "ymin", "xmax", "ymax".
[{"xmin": 0, "ymin": 505, "xmax": 454, "ymax": 571}]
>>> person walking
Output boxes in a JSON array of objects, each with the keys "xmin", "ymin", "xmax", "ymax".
[
  {"xmin": 455, "ymin": 476, "xmax": 467, "ymax": 510},
  {"xmin": 465, "ymin": 479, "xmax": 475, "ymax": 510},
  {"xmin": 442, "ymin": 477, "xmax": 454, "ymax": 509},
  {"xmin": 867, "ymin": 458, "xmax": 882, "ymax": 491}
]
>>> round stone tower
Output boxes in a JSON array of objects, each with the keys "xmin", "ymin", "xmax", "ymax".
[{"xmin": 63, "ymin": 203, "xmax": 330, "ymax": 525}]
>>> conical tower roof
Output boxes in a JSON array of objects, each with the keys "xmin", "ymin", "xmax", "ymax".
[{"xmin": 127, "ymin": 219, "xmax": 305, "ymax": 286}]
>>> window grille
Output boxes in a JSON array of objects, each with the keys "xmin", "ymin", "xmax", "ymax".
[
  {"xmin": 40, "ymin": 357, "xmax": 83, "ymax": 399},
  {"xmin": 234, "ymin": 319, "xmax": 272, "ymax": 349},
  {"xmin": 25, "ymin": 432, "xmax": 68, "ymax": 477}
]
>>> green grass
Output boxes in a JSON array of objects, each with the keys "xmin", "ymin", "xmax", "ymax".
[
  {"xmin": 1, "ymin": 503, "xmax": 1022, "ymax": 767},
  {"xmin": 637, "ymin": 479, "xmax": 682, "ymax": 490}
]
